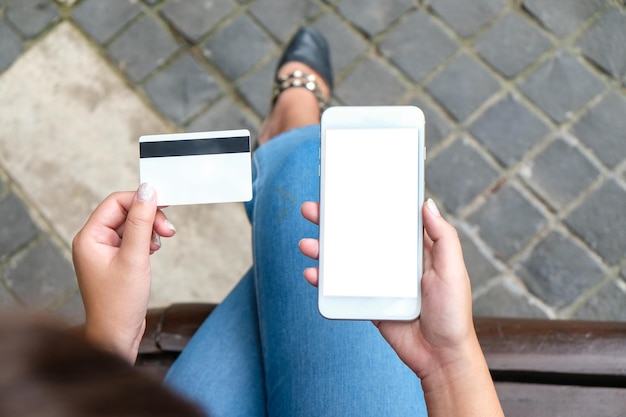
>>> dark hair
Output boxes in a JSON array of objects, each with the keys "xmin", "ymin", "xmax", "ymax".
[{"xmin": 0, "ymin": 313, "xmax": 206, "ymax": 417}]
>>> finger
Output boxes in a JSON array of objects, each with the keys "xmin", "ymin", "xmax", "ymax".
[
  {"xmin": 119, "ymin": 183, "xmax": 159, "ymax": 261},
  {"xmin": 303, "ymin": 267, "xmax": 319, "ymax": 287},
  {"xmin": 301, "ymin": 202, "xmax": 320, "ymax": 225},
  {"xmin": 422, "ymin": 199, "xmax": 465, "ymax": 275},
  {"xmin": 298, "ymin": 238, "xmax": 319, "ymax": 260},
  {"xmin": 154, "ymin": 209, "xmax": 176, "ymax": 238},
  {"xmin": 83, "ymin": 192, "xmax": 135, "ymax": 234}
]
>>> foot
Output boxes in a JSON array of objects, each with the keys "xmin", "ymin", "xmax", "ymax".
[{"xmin": 257, "ymin": 61, "xmax": 331, "ymax": 146}]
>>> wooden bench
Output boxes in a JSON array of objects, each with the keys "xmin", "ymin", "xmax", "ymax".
[{"xmin": 137, "ymin": 303, "xmax": 626, "ymax": 416}]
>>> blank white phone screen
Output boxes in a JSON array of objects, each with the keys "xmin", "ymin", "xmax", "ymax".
[{"xmin": 322, "ymin": 128, "xmax": 420, "ymax": 298}]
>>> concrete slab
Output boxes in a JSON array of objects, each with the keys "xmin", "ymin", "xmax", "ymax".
[{"xmin": 0, "ymin": 22, "xmax": 251, "ymax": 306}]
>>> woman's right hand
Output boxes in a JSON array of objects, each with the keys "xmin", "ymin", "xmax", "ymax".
[{"xmin": 299, "ymin": 199, "xmax": 504, "ymax": 416}]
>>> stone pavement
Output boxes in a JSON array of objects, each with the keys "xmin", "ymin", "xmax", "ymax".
[{"xmin": 0, "ymin": 0, "xmax": 625, "ymax": 325}]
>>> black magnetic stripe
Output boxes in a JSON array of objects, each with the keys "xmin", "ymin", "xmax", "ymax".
[{"xmin": 140, "ymin": 136, "xmax": 249, "ymax": 158}]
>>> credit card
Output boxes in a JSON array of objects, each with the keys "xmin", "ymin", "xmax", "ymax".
[{"xmin": 139, "ymin": 129, "xmax": 252, "ymax": 206}]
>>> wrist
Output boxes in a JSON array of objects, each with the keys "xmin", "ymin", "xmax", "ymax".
[
  {"xmin": 84, "ymin": 318, "xmax": 144, "ymax": 364},
  {"xmin": 419, "ymin": 335, "xmax": 504, "ymax": 417}
]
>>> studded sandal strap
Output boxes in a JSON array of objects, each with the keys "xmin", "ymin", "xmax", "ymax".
[{"xmin": 271, "ymin": 70, "xmax": 329, "ymax": 111}]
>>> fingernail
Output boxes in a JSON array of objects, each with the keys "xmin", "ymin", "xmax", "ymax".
[
  {"xmin": 137, "ymin": 183, "xmax": 156, "ymax": 202},
  {"xmin": 164, "ymin": 219, "xmax": 176, "ymax": 232},
  {"xmin": 152, "ymin": 231, "xmax": 161, "ymax": 247},
  {"xmin": 426, "ymin": 198, "xmax": 441, "ymax": 217}
]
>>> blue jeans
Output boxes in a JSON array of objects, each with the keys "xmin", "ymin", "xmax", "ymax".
[{"xmin": 165, "ymin": 125, "xmax": 426, "ymax": 417}]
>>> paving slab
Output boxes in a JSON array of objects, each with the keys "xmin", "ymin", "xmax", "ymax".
[{"xmin": 0, "ymin": 22, "xmax": 251, "ymax": 307}]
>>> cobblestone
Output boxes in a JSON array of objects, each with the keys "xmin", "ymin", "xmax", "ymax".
[
  {"xmin": 312, "ymin": 12, "xmax": 368, "ymax": 75},
  {"xmin": 425, "ymin": 138, "xmax": 500, "ymax": 214},
  {"xmin": 522, "ymin": 0, "xmax": 605, "ymax": 38},
  {"xmin": 188, "ymin": 96, "xmax": 258, "ymax": 136},
  {"xmin": 4, "ymin": 238, "xmax": 76, "ymax": 310},
  {"xmin": 469, "ymin": 94, "xmax": 549, "ymax": 167},
  {"xmin": 334, "ymin": 55, "xmax": 405, "ymax": 105},
  {"xmin": 566, "ymin": 180, "xmax": 626, "ymax": 266},
  {"xmin": 337, "ymin": 0, "xmax": 414, "ymax": 38},
  {"xmin": 249, "ymin": 0, "xmax": 321, "ymax": 42},
  {"xmin": 430, "ymin": 0, "xmax": 506, "ymax": 38},
  {"xmin": 426, "ymin": 53, "xmax": 500, "ymax": 121},
  {"xmin": 519, "ymin": 52, "xmax": 604, "ymax": 123},
  {"xmin": 0, "ymin": 20, "xmax": 22, "ymax": 73},
  {"xmin": 458, "ymin": 227, "xmax": 500, "ymax": 290},
  {"xmin": 516, "ymin": 231, "xmax": 605, "ymax": 308},
  {"xmin": 474, "ymin": 12, "xmax": 552, "ymax": 78},
  {"xmin": 380, "ymin": 11, "xmax": 457, "ymax": 83},
  {"xmin": 521, "ymin": 137, "xmax": 600, "ymax": 210},
  {"xmin": 236, "ymin": 57, "xmax": 277, "ymax": 117},
  {"xmin": 145, "ymin": 53, "xmax": 221, "ymax": 124},
  {"xmin": 160, "ymin": 0, "xmax": 234, "ymax": 43},
  {"xmin": 72, "ymin": 0, "xmax": 142, "ymax": 44},
  {"xmin": 107, "ymin": 14, "xmax": 179, "ymax": 82},
  {"xmin": 572, "ymin": 92, "xmax": 626, "ymax": 169},
  {"xmin": 469, "ymin": 184, "xmax": 547, "ymax": 261},
  {"xmin": 473, "ymin": 277, "xmax": 547, "ymax": 318},
  {"xmin": 203, "ymin": 14, "xmax": 274, "ymax": 81},
  {"xmin": 0, "ymin": 194, "xmax": 39, "ymax": 260},
  {"xmin": 5, "ymin": 0, "xmax": 60, "ymax": 38},
  {"xmin": 578, "ymin": 7, "xmax": 626, "ymax": 80},
  {"xmin": 573, "ymin": 280, "xmax": 626, "ymax": 321}
]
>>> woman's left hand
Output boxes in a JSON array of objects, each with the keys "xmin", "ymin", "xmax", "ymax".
[{"xmin": 72, "ymin": 184, "xmax": 175, "ymax": 363}]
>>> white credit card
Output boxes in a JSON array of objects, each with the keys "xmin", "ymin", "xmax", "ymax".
[{"xmin": 139, "ymin": 129, "xmax": 253, "ymax": 206}]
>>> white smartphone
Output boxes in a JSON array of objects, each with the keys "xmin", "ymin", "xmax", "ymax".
[{"xmin": 318, "ymin": 106, "xmax": 425, "ymax": 321}]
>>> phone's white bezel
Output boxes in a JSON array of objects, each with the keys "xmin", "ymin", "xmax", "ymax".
[{"xmin": 318, "ymin": 106, "xmax": 425, "ymax": 321}]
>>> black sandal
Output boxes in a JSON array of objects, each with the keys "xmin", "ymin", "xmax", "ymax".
[{"xmin": 271, "ymin": 27, "xmax": 334, "ymax": 111}]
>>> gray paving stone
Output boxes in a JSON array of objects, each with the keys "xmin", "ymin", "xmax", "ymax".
[
  {"xmin": 473, "ymin": 277, "xmax": 547, "ymax": 318},
  {"xmin": 572, "ymin": 92, "xmax": 626, "ymax": 168},
  {"xmin": 337, "ymin": 0, "xmax": 414, "ymax": 38},
  {"xmin": 408, "ymin": 96, "xmax": 452, "ymax": 149},
  {"xmin": 143, "ymin": 0, "xmax": 160, "ymax": 4},
  {"xmin": 145, "ymin": 53, "xmax": 221, "ymax": 125},
  {"xmin": 469, "ymin": 184, "xmax": 547, "ymax": 261},
  {"xmin": 426, "ymin": 53, "xmax": 500, "ymax": 121},
  {"xmin": 236, "ymin": 56, "xmax": 278, "ymax": 117},
  {"xmin": 469, "ymin": 94, "xmax": 549, "ymax": 167},
  {"xmin": 72, "ymin": 0, "xmax": 142, "ymax": 44},
  {"xmin": 519, "ymin": 52, "xmax": 604, "ymax": 123},
  {"xmin": 522, "ymin": 0, "xmax": 605, "ymax": 38},
  {"xmin": 578, "ymin": 8, "xmax": 626, "ymax": 80},
  {"xmin": 53, "ymin": 290, "xmax": 86, "ymax": 325},
  {"xmin": 313, "ymin": 12, "xmax": 369, "ymax": 75},
  {"xmin": 107, "ymin": 14, "xmax": 179, "ymax": 82},
  {"xmin": 249, "ymin": 0, "xmax": 321, "ymax": 42},
  {"xmin": 188, "ymin": 97, "xmax": 258, "ymax": 139},
  {"xmin": 430, "ymin": 0, "xmax": 506, "ymax": 38},
  {"xmin": 203, "ymin": 14, "xmax": 274, "ymax": 81},
  {"xmin": 458, "ymin": 227, "xmax": 500, "ymax": 290},
  {"xmin": 379, "ymin": 11, "xmax": 458, "ymax": 83},
  {"xmin": 566, "ymin": 180, "xmax": 626, "ymax": 265},
  {"xmin": 573, "ymin": 280, "xmax": 626, "ymax": 321},
  {"xmin": 0, "ymin": 282, "xmax": 18, "ymax": 308},
  {"xmin": 160, "ymin": 0, "xmax": 234, "ymax": 42},
  {"xmin": 334, "ymin": 55, "xmax": 405, "ymax": 105},
  {"xmin": 0, "ymin": 194, "xmax": 39, "ymax": 259},
  {"xmin": 516, "ymin": 231, "xmax": 604, "ymax": 308},
  {"xmin": 425, "ymin": 138, "xmax": 500, "ymax": 214},
  {"xmin": 0, "ymin": 20, "xmax": 23, "ymax": 74},
  {"xmin": 522, "ymin": 137, "xmax": 599, "ymax": 210},
  {"xmin": 474, "ymin": 12, "xmax": 552, "ymax": 78},
  {"xmin": 5, "ymin": 0, "xmax": 60, "ymax": 38},
  {"xmin": 4, "ymin": 238, "xmax": 76, "ymax": 309}
]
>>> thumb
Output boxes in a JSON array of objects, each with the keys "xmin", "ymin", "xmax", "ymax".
[
  {"xmin": 119, "ymin": 183, "xmax": 158, "ymax": 262},
  {"xmin": 423, "ymin": 199, "xmax": 465, "ymax": 275}
]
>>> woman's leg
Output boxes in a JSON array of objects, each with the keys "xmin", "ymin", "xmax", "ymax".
[
  {"xmin": 250, "ymin": 126, "xmax": 426, "ymax": 417},
  {"xmin": 164, "ymin": 270, "xmax": 266, "ymax": 417}
]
